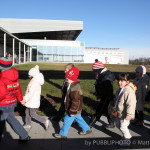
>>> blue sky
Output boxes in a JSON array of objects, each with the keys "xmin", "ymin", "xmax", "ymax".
[{"xmin": 0, "ymin": 0, "xmax": 150, "ymax": 59}]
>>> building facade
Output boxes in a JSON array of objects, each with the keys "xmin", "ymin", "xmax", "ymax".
[
  {"xmin": 0, "ymin": 18, "xmax": 129, "ymax": 64},
  {"xmin": 85, "ymin": 47, "xmax": 129, "ymax": 64},
  {"xmin": 23, "ymin": 39, "xmax": 84, "ymax": 62}
]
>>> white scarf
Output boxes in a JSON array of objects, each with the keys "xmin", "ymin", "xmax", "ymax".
[{"xmin": 64, "ymin": 83, "xmax": 71, "ymax": 103}]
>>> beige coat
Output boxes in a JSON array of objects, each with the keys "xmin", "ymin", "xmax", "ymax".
[
  {"xmin": 135, "ymin": 75, "xmax": 149, "ymax": 111},
  {"xmin": 116, "ymin": 83, "xmax": 136, "ymax": 119}
]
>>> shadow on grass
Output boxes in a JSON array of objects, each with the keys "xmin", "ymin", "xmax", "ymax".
[
  {"xmin": 19, "ymin": 70, "xmax": 143, "ymax": 80},
  {"xmin": 82, "ymin": 96, "xmax": 98, "ymax": 116},
  {"xmin": 17, "ymin": 70, "xmax": 150, "ymax": 117},
  {"xmin": 46, "ymin": 80, "xmax": 62, "ymax": 90}
]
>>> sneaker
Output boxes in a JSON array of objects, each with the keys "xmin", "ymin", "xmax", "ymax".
[
  {"xmin": 105, "ymin": 123, "xmax": 115, "ymax": 128},
  {"xmin": 52, "ymin": 133, "xmax": 67, "ymax": 139},
  {"xmin": 80, "ymin": 129, "xmax": 92, "ymax": 135},
  {"xmin": 44, "ymin": 120, "xmax": 50, "ymax": 130},
  {"xmin": 18, "ymin": 136, "xmax": 31, "ymax": 143},
  {"xmin": 23, "ymin": 125, "xmax": 32, "ymax": 129}
]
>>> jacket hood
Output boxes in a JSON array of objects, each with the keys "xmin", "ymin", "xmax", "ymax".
[
  {"xmin": 33, "ymin": 73, "xmax": 44, "ymax": 85},
  {"xmin": 0, "ymin": 68, "xmax": 19, "ymax": 83},
  {"xmin": 99, "ymin": 69, "xmax": 115, "ymax": 82}
]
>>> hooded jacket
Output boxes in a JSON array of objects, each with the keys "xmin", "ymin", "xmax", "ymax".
[
  {"xmin": 24, "ymin": 73, "xmax": 44, "ymax": 108},
  {"xmin": 0, "ymin": 68, "xmax": 23, "ymax": 105},
  {"xmin": 116, "ymin": 83, "xmax": 136, "ymax": 119},
  {"xmin": 135, "ymin": 74, "xmax": 150, "ymax": 111}
]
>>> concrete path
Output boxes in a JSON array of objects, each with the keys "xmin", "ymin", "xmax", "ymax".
[{"xmin": 1, "ymin": 116, "xmax": 150, "ymax": 150}]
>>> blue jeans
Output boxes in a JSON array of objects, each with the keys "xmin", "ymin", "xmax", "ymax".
[
  {"xmin": 0, "ymin": 105, "xmax": 28, "ymax": 139},
  {"xmin": 60, "ymin": 114, "xmax": 90, "ymax": 136}
]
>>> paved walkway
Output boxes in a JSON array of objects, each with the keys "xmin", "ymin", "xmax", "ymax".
[{"xmin": 1, "ymin": 116, "xmax": 150, "ymax": 150}]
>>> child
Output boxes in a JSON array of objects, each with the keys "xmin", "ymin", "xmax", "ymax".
[
  {"xmin": 89, "ymin": 60, "xmax": 115, "ymax": 128},
  {"xmin": 134, "ymin": 65, "xmax": 150, "ymax": 126},
  {"xmin": 52, "ymin": 63, "xmax": 74, "ymax": 122},
  {"xmin": 115, "ymin": 73, "xmax": 136, "ymax": 145},
  {"xmin": 23, "ymin": 65, "xmax": 50, "ymax": 130},
  {"xmin": 53, "ymin": 67, "xmax": 91, "ymax": 138},
  {"xmin": 0, "ymin": 57, "xmax": 30, "ymax": 143}
]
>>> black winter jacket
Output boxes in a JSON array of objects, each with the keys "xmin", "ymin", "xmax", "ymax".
[{"xmin": 95, "ymin": 69, "xmax": 115, "ymax": 99}]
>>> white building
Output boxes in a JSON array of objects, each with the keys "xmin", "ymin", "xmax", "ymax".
[{"xmin": 85, "ymin": 47, "xmax": 129, "ymax": 64}]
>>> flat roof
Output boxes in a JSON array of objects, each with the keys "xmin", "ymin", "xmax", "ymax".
[
  {"xmin": 0, "ymin": 26, "xmax": 30, "ymax": 49},
  {"xmin": 0, "ymin": 18, "xmax": 83, "ymax": 40}
]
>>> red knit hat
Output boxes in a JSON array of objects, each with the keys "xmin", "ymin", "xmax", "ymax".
[
  {"xmin": 0, "ymin": 57, "xmax": 13, "ymax": 70},
  {"xmin": 65, "ymin": 67, "xmax": 79, "ymax": 81},
  {"xmin": 92, "ymin": 61, "xmax": 104, "ymax": 70}
]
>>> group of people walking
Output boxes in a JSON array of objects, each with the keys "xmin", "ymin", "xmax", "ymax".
[
  {"xmin": 0, "ymin": 57, "xmax": 149, "ymax": 146},
  {"xmin": 89, "ymin": 59, "xmax": 149, "ymax": 145}
]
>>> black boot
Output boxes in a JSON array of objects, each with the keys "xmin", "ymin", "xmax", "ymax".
[
  {"xmin": 18, "ymin": 136, "xmax": 31, "ymax": 143},
  {"xmin": 105, "ymin": 123, "xmax": 115, "ymax": 128},
  {"xmin": 89, "ymin": 116, "xmax": 97, "ymax": 128}
]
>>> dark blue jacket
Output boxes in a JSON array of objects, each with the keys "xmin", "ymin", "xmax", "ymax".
[{"xmin": 95, "ymin": 70, "xmax": 115, "ymax": 100}]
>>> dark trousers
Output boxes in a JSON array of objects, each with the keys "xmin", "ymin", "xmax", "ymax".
[
  {"xmin": 135, "ymin": 110, "xmax": 144, "ymax": 122},
  {"xmin": 55, "ymin": 101, "xmax": 66, "ymax": 122},
  {"xmin": 94, "ymin": 96, "xmax": 114, "ymax": 124}
]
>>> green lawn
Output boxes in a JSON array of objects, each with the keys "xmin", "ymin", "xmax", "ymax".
[{"xmin": 13, "ymin": 62, "xmax": 150, "ymax": 116}]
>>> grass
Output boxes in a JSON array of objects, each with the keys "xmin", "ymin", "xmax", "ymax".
[{"xmin": 13, "ymin": 62, "xmax": 150, "ymax": 116}]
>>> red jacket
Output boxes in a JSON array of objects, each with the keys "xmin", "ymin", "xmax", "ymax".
[{"xmin": 0, "ymin": 68, "xmax": 23, "ymax": 105}]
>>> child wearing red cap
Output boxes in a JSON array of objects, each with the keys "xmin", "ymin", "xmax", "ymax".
[
  {"xmin": 52, "ymin": 63, "xmax": 74, "ymax": 122},
  {"xmin": 53, "ymin": 67, "xmax": 91, "ymax": 138}
]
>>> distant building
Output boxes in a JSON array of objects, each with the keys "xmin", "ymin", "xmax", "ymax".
[
  {"xmin": 0, "ymin": 18, "xmax": 129, "ymax": 64},
  {"xmin": 85, "ymin": 47, "xmax": 129, "ymax": 64}
]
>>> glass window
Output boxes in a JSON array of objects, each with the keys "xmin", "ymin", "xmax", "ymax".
[
  {"xmin": 64, "ymin": 55, "xmax": 72, "ymax": 62},
  {"xmin": 47, "ymin": 46, "xmax": 52, "ymax": 54},
  {"xmin": 72, "ymin": 47, "xmax": 78, "ymax": 55},
  {"xmin": 59, "ymin": 47, "xmax": 65, "ymax": 55},
  {"xmin": 53, "ymin": 46, "xmax": 58, "ymax": 55},
  {"xmin": 36, "ymin": 44, "xmax": 85, "ymax": 62},
  {"xmin": 37, "ymin": 46, "xmax": 44, "ymax": 62}
]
